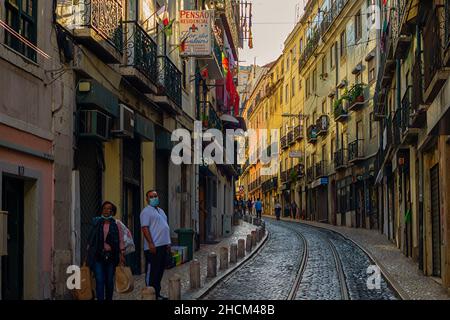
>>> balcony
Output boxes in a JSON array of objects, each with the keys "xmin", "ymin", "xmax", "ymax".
[
  {"xmin": 400, "ymin": 86, "xmax": 419, "ymax": 144},
  {"xmin": 280, "ymin": 135, "xmax": 288, "ymax": 150},
  {"xmin": 198, "ymin": 37, "xmax": 224, "ymax": 80},
  {"xmin": 316, "ymin": 115, "xmax": 329, "ymax": 136},
  {"xmin": 294, "ymin": 125, "xmax": 304, "ymax": 141},
  {"xmin": 154, "ymin": 56, "xmax": 182, "ymax": 111},
  {"xmin": 294, "ymin": 164, "xmax": 305, "ymax": 178},
  {"xmin": 299, "ymin": 29, "xmax": 320, "ymax": 70},
  {"xmin": 287, "ymin": 130, "xmax": 295, "ymax": 145},
  {"xmin": 410, "ymin": 53, "xmax": 427, "ymax": 128},
  {"xmin": 423, "ymin": 6, "xmax": 450, "ymax": 103},
  {"xmin": 56, "ymin": 0, "xmax": 123, "ymax": 63},
  {"xmin": 280, "ymin": 170, "xmax": 289, "ymax": 184},
  {"xmin": 446, "ymin": 0, "xmax": 450, "ymax": 65},
  {"xmin": 334, "ymin": 99, "xmax": 349, "ymax": 122},
  {"xmin": 334, "ymin": 149, "xmax": 347, "ymax": 171},
  {"xmin": 391, "ymin": 0, "xmax": 413, "ymax": 60},
  {"xmin": 262, "ymin": 177, "xmax": 278, "ymax": 193},
  {"xmin": 348, "ymin": 140, "xmax": 365, "ymax": 163},
  {"xmin": 315, "ymin": 161, "xmax": 328, "ymax": 179},
  {"xmin": 307, "ymin": 125, "xmax": 318, "ymax": 144},
  {"xmin": 306, "ymin": 167, "xmax": 315, "ymax": 183},
  {"xmin": 120, "ymin": 21, "xmax": 158, "ymax": 93},
  {"xmin": 346, "ymin": 84, "xmax": 367, "ymax": 112}
]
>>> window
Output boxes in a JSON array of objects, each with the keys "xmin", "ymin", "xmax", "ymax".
[
  {"xmin": 321, "ymin": 54, "xmax": 327, "ymax": 77},
  {"xmin": 182, "ymin": 60, "xmax": 188, "ymax": 90},
  {"xmin": 285, "ymin": 85, "xmax": 289, "ymax": 104},
  {"xmin": 355, "ymin": 10, "xmax": 362, "ymax": 42},
  {"xmin": 280, "ymin": 88, "xmax": 283, "ymax": 104},
  {"xmin": 368, "ymin": 56, "xmax": 376, "ymax": 83},
  {"xmin": 340, "ymin": 31, "xmax": 347, "ymax": 58},
  {"xmin": 330, "ymin": 42, "xmax": 336, "ymax": 69},
  {"xmin": 322, "ymin": 145, "xmax": 327, "ymax": 162},
  {"xmin": 286, "ymin": 56, "xmax": 290, "ymax": 71},
  {"xmin": 292, "ymin": 77, "xmax": 296, "ymax": 97},
  {"xmin": 306, "ymin": 76, "xmax": 311, "ymax": 98},
  {"xmin": 300, "ymin": 38, "xmax": 304, "ymax": 54},
  {"xmin": 312, "ymin": 69, "xmax": 317, "ymax": 93},
  {"xmin": 292, "ymin": 45, "xmax": 297, "ymax": 61},
  {"xmin": 5, "ymin": 0, "xmax": 37, "ymax": 61}
]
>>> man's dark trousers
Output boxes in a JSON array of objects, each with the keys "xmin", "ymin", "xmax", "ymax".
[
  {"xmin": 256, "ymin": 210, "xmax": 262, "ymax": 219},
  {"xmin": 145, "ymin": 245, "xmax": 168, "ymax": 298}
]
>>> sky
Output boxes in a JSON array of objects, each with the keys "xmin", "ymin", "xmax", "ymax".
[{"xmin": 239, "ymin": 0, "xmax": 305, "ymax": 67}]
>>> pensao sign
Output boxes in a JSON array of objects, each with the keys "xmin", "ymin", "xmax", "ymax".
[{"xmin": 179, "ymin": 10, "xmax": 214, "ymax": 57}]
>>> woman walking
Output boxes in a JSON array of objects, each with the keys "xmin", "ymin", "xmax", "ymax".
[{"xmin": 86, "ymin": 201, "xmax": 125, "ymax": 300}]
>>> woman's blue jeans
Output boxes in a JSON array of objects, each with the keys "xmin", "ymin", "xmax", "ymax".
[{"xmin": 94, "ymin": 260, "xmax": 115, "ymax": 300}]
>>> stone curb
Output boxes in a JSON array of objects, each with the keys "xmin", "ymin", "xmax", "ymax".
[
  {"xmin": 183, "ymin": 225, "xmax": 270, "ymax": 300},
  {"xmin": 264, "ymin": 215, "xmax": 410, "ymax": 300}
]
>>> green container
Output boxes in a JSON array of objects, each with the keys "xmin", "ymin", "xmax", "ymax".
[{"xmin": 175, "ymin": 228, "xmax": 195, "ymax": 261}]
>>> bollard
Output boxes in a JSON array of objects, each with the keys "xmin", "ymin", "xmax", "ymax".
[
  {"xmin": 238, "ymin": 239, "xmax": 246, "ymax": 258},
  {"xmin": 207, "ymin": 253, "xmax": 217, "ymax": 278},
  {"xmin": 246, "ymin": 234, "xmax": 252, "ymax": 252},
  {"xmin": 169, "ymin": 275, "xmax": 181, "ymax": 300},
  {"xmin": 219, "ymin": 247, "xmax": 229, "ymax": 270},
  {"xmin": 189, "ymin": 260, "xmax": 201, "ymax": 290},
  {"xmin": 230, "ymin": 243, "xmax": 238, "ymax": 264},
  {"xmin": 256, "ymin": 228, "xmax": 262, "ymax": 242},
  {"xmin": 251, "ymin": 230, "xmax": 257, "ymax": 247},
  {"xmin": 141, "ymin": 287, "xmax": 156, "ymax": 300}
]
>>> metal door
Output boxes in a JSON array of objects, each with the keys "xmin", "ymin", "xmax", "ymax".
[
  {"xmin": 430, "ymin": 165, "xmax": 441, "ymax": 277},
  {"xmin": 1, "ymin": 176, "xmax": 24, "ymax": 300}
]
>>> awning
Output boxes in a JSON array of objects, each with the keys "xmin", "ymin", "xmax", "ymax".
[
  {"xmin": 220, "ymin": 114, "xmax": 247, "ymax": 131},
  {"xmin": 311, "ymin": 177, "xmax": 329, "ymax": 189},
  {"xmin": 220, "ymin": 114, "xmax": 240, "ymax": 124}
]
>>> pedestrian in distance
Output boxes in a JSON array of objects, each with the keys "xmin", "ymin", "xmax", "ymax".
[
  {"xmin": 247, "ymin": 199, "xmax": 253, "ymax": 216},
  {"xmin": 274, "ymin": 200, "xmax": 282, "ymax": 221},
  {"xmin": 86, "ymin": 201, "xmax": 125, "ymax": 301},
  {"xmin": 140, "ymin": 190, "xmax": 172, "ymax": 300},
  {"xmin": 255, "ymin": 198, "xmax": 263, "ymax": 219},
  {"xmin": 291, "ymin": 201, "xmax": 298, "ymax": 219}
]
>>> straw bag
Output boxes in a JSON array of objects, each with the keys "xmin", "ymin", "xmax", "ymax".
[
  {"xmin": 115, "ymin": 264, "xmax": 134, "ymax": 294},
  {"xmin": 74, "ymin": 263, "xmax": 94, "ymax": 300}
]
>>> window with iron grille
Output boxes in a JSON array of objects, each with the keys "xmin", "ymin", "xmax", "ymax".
[{"xmin": 5, "ymin": 0, "xmax": 37, "ymax": 61}]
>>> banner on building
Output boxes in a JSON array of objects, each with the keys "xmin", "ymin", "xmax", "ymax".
[{"xmin": 179, "ymin": 10, "xmax": 213, "ymax": 57}]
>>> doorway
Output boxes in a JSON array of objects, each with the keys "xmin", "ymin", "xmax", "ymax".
[
  {"xmin": 430, "ymin": 164, "xmax": 441, "ymax": 277},
  {"xmin": 1, "ymin": 175, "xmax": 24, "ymax": 300}
]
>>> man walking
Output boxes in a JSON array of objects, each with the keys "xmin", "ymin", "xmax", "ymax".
[
  {"xmin": 255, "ymin": 198, "xmax": 263, "ymax": 219},
  {"xmin": 274, "ymin": 199, "xmax": 282, "ymax": 221},
  {"xmin": 247, "ymin": 199, "xmax": 253, "ymax": 216},
  {"xmin": 140, "ymin": 190, "xmax": 171, "ymax": 300}
]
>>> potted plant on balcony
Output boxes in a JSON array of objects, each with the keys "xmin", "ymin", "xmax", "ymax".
[
  {"xmin": 333, "ymin": 97, "xmax": 345, "ymax": 118},
  {"xmin": 350, "ymin": 83, "xmax": 366, "ymax": 104},
  {"xmin": 202, "ymin": 113, "xmax": 209, "ymax": 127}
]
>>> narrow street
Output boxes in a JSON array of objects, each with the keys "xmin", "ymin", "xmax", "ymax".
[{"xmin": 203, "ymin": 219, "xmax": 398, "ymax": 300}]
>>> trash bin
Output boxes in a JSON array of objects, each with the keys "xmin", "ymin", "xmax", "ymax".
[{"xmin": 175, "ymin": 228, "xmax": 195, "ymax": 261}]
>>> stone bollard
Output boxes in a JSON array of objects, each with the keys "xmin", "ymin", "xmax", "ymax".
[
  {"xmin": 251, "ymin": 230, "xmax": 257, "ymax": 247},
  {"xmin": 207, "ymin": 253, "xmax": 217, "ymax": 278},
  {"xmin": 238, "ymin": 239, "xmax": 246, "ymax": 258},
  {"xmin": 256, "ymin": 228, "xmax": 262, "ymax": 242},
  {"xmin": 219, "ymin": 247, "xmax": 229, "ymax": 270},
  {"xmin": 230, "ymin": 243, "xmax": 238, "ymax": 264},
  {"xmin": 189, "ymin": 260, "xmax": 201, "ymax": 290},
  {"xmin": 246, "ymin": 234, "xmax": 252, "ymax": 252},
  {"xmin": 169, "ymin": 275, "xmax": 181, "ymax": 300},
  {"xmin": 141, "ymin": 287, "xmax": 156, "ymax": 300}
]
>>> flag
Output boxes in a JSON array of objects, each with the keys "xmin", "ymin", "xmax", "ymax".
[
  {"xmin": 200, "ymin": 67, "xmax": 209, "ymax": 80},
  {"xmin": 163, "ymin": 19, "xmax": 175, "ymax": 37},
  {"xmin": 248, "ymin": 29, "xmax": 253, "ymax": 49},
  {"xmin": 222, "ymin": 52, "xmax": 229, "ymax": 76},
  {"xmin": 157, "ymin": 5, "xmax": 170, "ymax": 26},
  {"xmin": 179, "ymin": 38, "xmax": 187, "ymax": 53}
]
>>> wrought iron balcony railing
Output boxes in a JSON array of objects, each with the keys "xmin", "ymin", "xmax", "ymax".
[
  {"xmin": 158, "ymin": 55, "xmax": 182, "ymax": 108},
  {"xmin": 122, "ymin": 21, "xmax": 158, "ymax": 85},
  {"xmin": 410, "ymin": 52, "xmax": 427, "ymax": 127},
  {"xmin": 401, "ymin": 86, "xmax": 412, "ymax": 134},
  {"xmin": 334, "ymin": 149, "xmax": 347, "ymax": 171},
  {"xmin": 348, "ymin": 139, "xmax": 365, "ymax": 163},
  {"xmin": 294, "ymin": 164, "xmax": 305, "ymax": 178},
  {"xmin": 280, "ymin": 170, "xmax": 289, "ymax": 184},
  {"xmin": 315, "ymin": 160, "xmax": 328, "ymax": 178},
  {"xmin": 287, "ymin": 130, "xmax": 295, "ymax": 145},
  {"xmin": 307, "ymin": 167, "xmax": 315, "ymax": 183},
  {"xmin": 294, "ymin": 125, "xmax": 304, "ymax": 141},
  {"xmin": 77, "ymin": 0, "xmax": 123, "ymax": 51},
  {"xmin": 334, "ymin": 100, "xmax": 348, "ymax": 122},
  {"xmin": 446, "ymin": 0, "xmax": 450, "ymax": 49},
  {"xmin": 280, "ymin": 135, "xmax": 288, "ymax": 149}
]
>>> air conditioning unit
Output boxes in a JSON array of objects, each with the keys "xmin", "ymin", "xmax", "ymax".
[
  {"xmin": 78, "ymin": 110, "xmax": 110, "ymax": 141},
  {"xmin": 0, "ymin": 211, "xmax": 7, "ymax": 256},
  {"xmin": 111, "ymin": 104, "xmax": 135, "ymax": 138}
]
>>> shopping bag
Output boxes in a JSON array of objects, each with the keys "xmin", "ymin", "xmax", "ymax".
[
  {"xmin": 115, "ymin": 264, "xmax": 134, "ymax": 294},
  {"xmin": 116, "ymin": 219, "xmax": 136, "ymax": 255},
  {"xmin": 74, "ymin": 263, "xmax": 94, "ymax": 300}
]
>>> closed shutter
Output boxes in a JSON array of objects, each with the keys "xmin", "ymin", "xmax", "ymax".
[{"xmin": 430, "ymin": 165, "xmax": 441, "ymax": 277}]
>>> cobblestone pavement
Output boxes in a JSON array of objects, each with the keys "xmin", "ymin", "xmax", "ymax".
[
  {"xmin": 204, "ymin": 219, "xmax": 397, "ymax": 300},
  {"xmin": 269, "ymin": 216, "xmax": 450, "ymax": 300},
  {"xmin": 113, "ymin": 221, "xmax": 260, "ymax": 300}
]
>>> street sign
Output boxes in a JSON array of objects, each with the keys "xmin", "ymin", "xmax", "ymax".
[
  {"xmin": 179, "ymin": 10, "xmax": 213, "ymax": 57},
  {"xmin": 289, "ymin": 151, "xmax": 303, "ymax": 158}
]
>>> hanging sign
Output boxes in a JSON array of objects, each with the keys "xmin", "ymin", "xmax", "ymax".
[{"xmin": 179, "ymin": 10, "xmax": 213, "ymax": 57}]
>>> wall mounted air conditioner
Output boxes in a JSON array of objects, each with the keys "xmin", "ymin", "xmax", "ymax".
[
  {"xmin": 111, "ymin": 104, "xmax": 135, "ymax": 138},
  {"xmin": 78, "ymin": 110, "xmax": 110, "ymax": 141}
]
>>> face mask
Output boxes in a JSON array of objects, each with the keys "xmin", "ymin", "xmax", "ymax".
[
  {"xmin": 101, "ymin": 215, "xmax": 114, "ymax": 221},
  {"xmin": 149, "ymin": 197, "xmax": 159, "ymax": 207}
]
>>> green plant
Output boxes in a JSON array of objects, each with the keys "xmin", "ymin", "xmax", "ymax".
[{"xmin": 290, "ymin": 169, "xmax": 298, "ymax": 184}]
